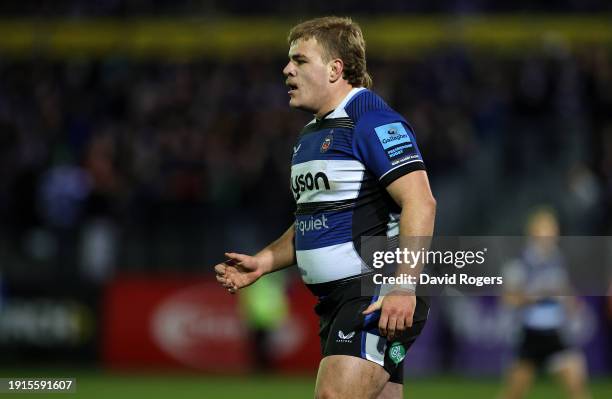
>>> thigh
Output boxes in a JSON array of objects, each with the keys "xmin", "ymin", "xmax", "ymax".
[
  {"xmin": 549, "ymin": 351, "xmax": 586, "ymax": 377},
  {"xmin": 315, "ymin": 355, "xmax": 390, "ymax": 399},
  {"xmin": 550, "ymin": 351, "xmax": 590, "ymax": 397},
  {"xmin": 376, "ymin": 382, "xmax": 403, "ymax": 399}
]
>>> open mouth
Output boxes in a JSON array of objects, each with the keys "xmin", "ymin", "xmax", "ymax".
[{"xmin": 287, "ymin": 83, "xmax": 298, "ymax": 94}]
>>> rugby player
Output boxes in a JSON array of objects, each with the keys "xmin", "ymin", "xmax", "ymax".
[
  {"xmin": 499, "ymin": 208, "xmax": 591, "ymax": 399},
  {"xmin": 215, "ymin": 16, "xmax": 436, "ymax": 399}
]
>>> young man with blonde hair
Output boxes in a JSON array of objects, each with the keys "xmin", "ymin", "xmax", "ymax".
[{"xmin": 215, "ymin": 16, "xmax": 436, "ymax": 399}]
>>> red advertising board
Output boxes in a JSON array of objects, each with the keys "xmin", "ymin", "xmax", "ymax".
[{"xmin": 102, "ymin": 275, "xmax": 320, "ymax": 373}]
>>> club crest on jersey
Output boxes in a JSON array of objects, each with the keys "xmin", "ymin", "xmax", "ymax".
[{"xmin": 320, "ymin": 134, "xmax": 333, "ymax": 153}]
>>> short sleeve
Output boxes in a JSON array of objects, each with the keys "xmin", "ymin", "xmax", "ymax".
[{"xmin": 353, "ymin": 109, "xmax": 426, "ymax": 187}]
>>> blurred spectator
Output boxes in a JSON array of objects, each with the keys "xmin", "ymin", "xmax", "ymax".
[
  {"xmin": 0, "ymin": 0, "xmax": 611, "ymax": 16},
  {"xmin": 239, "ymin": 272, "xmax": 289, "ymax": 371}
]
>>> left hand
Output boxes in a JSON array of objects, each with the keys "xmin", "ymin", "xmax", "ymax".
[{"xmin": 363, "ymin": 290, "xmax": 416, "ymax": 340}]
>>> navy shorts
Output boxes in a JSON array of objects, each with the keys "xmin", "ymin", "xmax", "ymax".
[
  {"xmin": 518, "ymin": 327, "xmax": 569, "ymax": 368},
  {"xmin": 311, "ymin": 276, "xmax": 429, "ymax": 384}
]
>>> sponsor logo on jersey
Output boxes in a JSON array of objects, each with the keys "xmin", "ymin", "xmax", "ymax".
[
  {"xmin": 295, "ymin": 214, "xmax": 329, "ymax": 235},
  {"xmin": 336, "ymin": 330, "xmax": 355, "ymax": 343},
  {"xmin": 375, "ymin": 122, "xmax": 412, "ymax": 150},
  {"xmin": 374, "ymin": 122, "xmax": 419, "ymax": 163},
  {"xmin": 320, "ymin": 134, "xmax": 333, "ymax": 153},
  {"xmin": 291, "ymin": 172, "xmax": 330, "ymax": 200},
  {"xmin": 381, "ymin": 133, "xmax": 409, "ymax": 145}
]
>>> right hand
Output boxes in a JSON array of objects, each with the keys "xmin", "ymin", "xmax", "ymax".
[{"xmin": 214, "ymin": 252, "xmax": 264, "ymax": 294}]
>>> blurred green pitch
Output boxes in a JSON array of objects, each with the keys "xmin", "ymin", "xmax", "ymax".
[{"xmin": 1, "ymin": 371, "xmax": 611, "ymax": 399}]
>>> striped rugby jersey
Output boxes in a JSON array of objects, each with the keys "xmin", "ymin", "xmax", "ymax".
[
  {"xmin": 291, "ymin": 87, "xmax": 426, "ymax": 288},
  {"xmin": 515, "ymin": 246, "xmax": 569, "ymax": 330}
]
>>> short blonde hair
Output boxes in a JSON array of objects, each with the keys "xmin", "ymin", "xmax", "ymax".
[
  {"xmin": 526, "ymin": 206, "xmax": 560, "ymax": 237},
  {"xmin": 288, "ymin": 16, "xmax": 372, "ymax": 88}
]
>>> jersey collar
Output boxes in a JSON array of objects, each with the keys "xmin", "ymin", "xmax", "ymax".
[
  {"xmin": 305, "ymin": 87, "xmax": 367, "ymax": 126},
  {"xmin": 325, "ymin": 87, "xmax": 367, "ymax": 119}
]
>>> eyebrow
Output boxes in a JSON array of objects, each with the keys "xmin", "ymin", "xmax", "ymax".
[{"xmin": 289, "ymin": 53, "xmax": 308, "ymax": 61}]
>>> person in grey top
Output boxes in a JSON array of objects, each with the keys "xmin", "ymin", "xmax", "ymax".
[{"xmin": 499, "ymin": 207, "xmax": 591, "ymax": 399}]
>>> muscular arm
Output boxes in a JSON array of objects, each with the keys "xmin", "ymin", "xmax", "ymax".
[
  {"xmin": 387, "ymin": 170, "xmax": 436, "ymax": 281},
  {"xmin": 363, "ymin": 170, "xmax": 436, "ymax": 339},
  {"xmin": 386, "ymin": 170, "xmax": 436, "ymax": 289},
  {"xmin": 388, "ymin": 170, "xmax": 436, "ymax": 239},
  {"xmin": 252, "ymin": 224, "xmax": 297, "ymax": 275},
  {"xmin": 216, "ymin": 224, "xmax": 296, "ymax": 293}
]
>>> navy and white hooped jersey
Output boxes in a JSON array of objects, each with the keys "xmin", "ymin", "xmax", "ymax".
[
  {"xmin": 505, "ymin": 246, "xmax": 570, "ymax": 331},
  {"xmin": 290, "ymin": 87, "xmax": 426, "ymax": 288}
]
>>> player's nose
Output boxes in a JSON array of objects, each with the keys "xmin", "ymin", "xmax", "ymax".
[{"xmin": 283, "ymin": 61, "xmax": 295, "ymax": 77}]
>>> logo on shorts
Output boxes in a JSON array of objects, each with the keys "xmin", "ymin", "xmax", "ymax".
[
  {"xmin": 388, "ymin": 342, "xmax": 406, "ymax": 365},
  {"xmin": 320, "ymin": 134, "xmax": 333, "ymax": 153},
  {"xmin": 336, "ymin": 330, "xmax": 355, "ymax": 343}
]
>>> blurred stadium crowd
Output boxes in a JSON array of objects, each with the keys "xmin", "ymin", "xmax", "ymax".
[
  {"xmin": 0, "ymin": 42, "xmax": 611, "ymax": 281},
  {"xmin": 1, "ymin": 0, "xmax": 612, "ymax": 15}
]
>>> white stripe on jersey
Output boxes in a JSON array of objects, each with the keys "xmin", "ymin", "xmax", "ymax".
[
  {"xmin": 291, "ymin": 159, "xmax": 366, "ymax": 204},
  {"xmin": 365, "ymin": 332, "xmax": 386, "ymax": 366},
  {"xmin": 378, "ymin": 159, "xmax": 424, "ymax": 181},
  {"xmin": 296, "ymin": 242, "xmax": 366, "ymax": 284},
  {"xmin": 387, "ymin": 213, "xmax": 400, "ymax": 237}
]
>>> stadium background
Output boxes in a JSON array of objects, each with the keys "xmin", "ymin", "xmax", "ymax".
[{"xmin": 0, "ymin": 1, "xmax": 611, "ymax": 398}]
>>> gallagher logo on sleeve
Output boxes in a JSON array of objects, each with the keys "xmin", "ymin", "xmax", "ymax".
[{"xmin": 374, "ymin": 122, "xmax": 419, "ymax": 165}]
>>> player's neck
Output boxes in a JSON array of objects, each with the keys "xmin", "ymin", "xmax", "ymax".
[{"xmin": 314, "ymin": 84, "xmax": 354, "ymax": 120}]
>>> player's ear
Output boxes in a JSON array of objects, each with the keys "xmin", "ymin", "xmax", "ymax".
[{"xmin": 329, "ymin": 58, "xmax": 344, "ymax": 83}]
